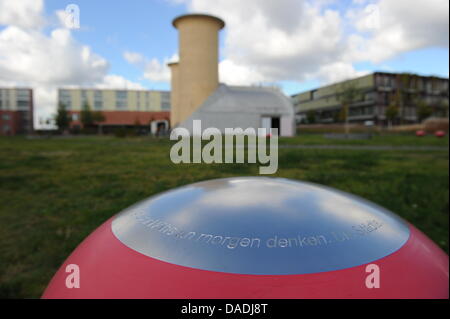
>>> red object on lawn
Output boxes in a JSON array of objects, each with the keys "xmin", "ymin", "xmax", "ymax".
[
  {"xmin": 435, "ymin": 130, "xmax": 446, "ymax": 138},
  {"xmin": 416, "ymin": 130, "xmax": 426, "ymax": 137}
]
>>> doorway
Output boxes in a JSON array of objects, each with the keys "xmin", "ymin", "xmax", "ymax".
[{"xmin": 261, "ymin": 116, "xmax": 281, "ymax": 135}]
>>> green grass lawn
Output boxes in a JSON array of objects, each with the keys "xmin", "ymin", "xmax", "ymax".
[{"xmin": 0, "ymin": 135, "xmax": 448, "ymax": 298}]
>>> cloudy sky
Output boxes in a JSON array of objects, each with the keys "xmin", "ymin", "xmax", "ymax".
[{"xmin": 0, "ymin": 0, "xmax": 448, "ymax": 128}]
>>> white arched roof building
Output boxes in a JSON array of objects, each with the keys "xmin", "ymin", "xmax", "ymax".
[{"xmin": 178, "ymin": 84, "xmax": 295, "ymax": 137}]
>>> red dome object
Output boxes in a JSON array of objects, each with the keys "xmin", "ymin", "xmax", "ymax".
[
  {"xmin": 435, "ymin": 130, "xmax": 446, "ymax": 138},
  {"xmin": 42, "ymin": 178, "xmax": 449, "ymax": 299},
  {"xmin": 416, "ymin": 130, "xmax": 426, "ymax": 137}
]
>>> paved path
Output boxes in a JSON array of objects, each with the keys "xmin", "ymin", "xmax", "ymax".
[{"xmin": 278, "ymin": 144, "xmax": 449, "ymax": 151}]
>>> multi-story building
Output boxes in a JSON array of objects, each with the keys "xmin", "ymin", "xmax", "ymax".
[
  {"xmin": 292, "ymin": 72, "xmax": 449, "ymax": 126},
  {"xmin": 0, "ymin": 88, "xmax": 34, "ymax": 136},
  {"xmin": 57, "ymin": 88, "xmax": 171, "ymax": 133}
]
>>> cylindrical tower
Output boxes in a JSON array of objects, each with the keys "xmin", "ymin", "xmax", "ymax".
[
  {"xmin": 172, "ymin": 14, "xmax": 225, "ymax": 124},
  {"xmin": 168, "ymin": 62, "xmax": 179, "ymax": 127}
]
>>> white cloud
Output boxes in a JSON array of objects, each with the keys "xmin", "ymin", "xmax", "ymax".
[
  {"xmin": 167, "ymin": 0, "xmax": 448, "ymax": 87},
  {"xmin": 347, "ymin": 0, "xmax": 449, "ymax": 62},
  {"xmin": 168, "ymin": 0, "xmax": 362, "ymax": 86},
  {"xmin": 124, "ymin": 51, "xmax": 178, "ymax": 83},
  {"xmin": 123, "ymin": 51, "xmax": 145, "ymax": 65},
  {"xmin": 218, "ymin": 59, "xmax": 268, "ymax": 85},
  {"xmin": 311, "ymin": 62, "xmax": 370, "ymax": 84},
  {"xmin": 96, "ymin": 75, "xmax": 145, "ymax": 90},
  {"xmin": 0, "ymin": 0, "xmax": 144, "ymax": 129},
  {"xmin": 0, "ymin": 26, "xmax": 109, "ymax": 85},
  {"xmin": 0, "ymin": 0, "xmax": 45, "ymax": 29},
  {"xmin": 143, "ymin": 58, "xmax": 171, "ymax": 82}
]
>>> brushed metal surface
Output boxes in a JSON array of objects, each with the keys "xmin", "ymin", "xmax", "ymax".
[{"xmin": 112, "ymin": 177, "xmax": 410, "ymax": 275}]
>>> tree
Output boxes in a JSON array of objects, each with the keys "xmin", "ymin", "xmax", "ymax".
[
  {"xmin": 93, "ymin": 111, "xmax": 105, "ymax": 124},
  {"xmin": 385, "ymin": 104, "xmax": 399, "ymax": 128},
  {"xmin": 433, "ymin": 99, "xmax": 449, "ymax": 118},
  {"xmin": 134, "ymin": 118, "xmax": 142, "ymax": 135},
  {"xmin": 391, "ymin": 73, "xmax": 412, "ymax": 124},
  {"xmin": 306, "ymin": 110, "xmax": 316, "ymax": 124},
  {"xmin": 93, "ymin": 111, "xmax": 105, "ymax": 135},
  {"xmin": 55, "ymin": 102, "xmax": 71, "ymax": 133},
  {"xmin": 416, "ymin": 99, "xmax": 433, "ymax": 122},
  {"xmin": 337, "ymin": 82, "xmax": 360, "ymax": 135},
  {"xmin": 80, "ymin": 102, "xmax": 94, "ymax": 128},
  {"xmin": 81, "ymin": 103, "xmax": 105, "ymax": 133}
]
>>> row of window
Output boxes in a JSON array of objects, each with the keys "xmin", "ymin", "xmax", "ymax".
[
  {"xmin": 59, "ymin": 90, "xmax": 170, "ymax": 110},
  {"xmin": 376, "ymin": 75, "xmax": 449, "ymax": 92},
  {"xmin": 349, "ymin": 106, "xmax": 374, "ymax": 117},
  {"xmin": 316, "ymin": 106, "xmax": 375, "ymax": 120},
  {"xmin": 0, "ymin": 100, "xmax": 30, "ymax": 111},
  {"xmin": 377, "ymin": 92, "xmax": 449, "ymax": 106},
  {"xmin": 298, "ymin": 75, "xmax": 449, "ymax": 105},
  {"xmin": 0, "ymin": 89, "xmax": 30, "ymax": 98},
  {"xmin": 0, "ymin": 89, "xmax": 30, "ymax": 110}
]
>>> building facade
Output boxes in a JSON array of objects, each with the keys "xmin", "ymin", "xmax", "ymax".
[
  {"xmin": 292, "ymin": 72, "xmax": 449, "ymax": 126},
  {"xmin": 57, "ymin": 88, "xmax": 171, "ymax": 134},
  {"xmin": 0, "ymin": 88, "xmax": 34, "ymax": 136}
]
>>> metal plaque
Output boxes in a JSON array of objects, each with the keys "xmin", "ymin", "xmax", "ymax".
[{"xmin": 112, "ymin": 177, "xmax": 410, "ymax": 275}]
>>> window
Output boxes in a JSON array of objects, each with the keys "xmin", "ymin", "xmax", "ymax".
[
  {"xmin": 417, "ymin": 78, "xmax": 424, "ymax": 90},
  {"xmin": 17, "ymin": 89, "xmax": 29, "ymax": 98},
  {"xmin": 310, "ymin": 90, "xmax": 318, "ymax": 100},
  {"xmin": 161, "ymin": 92, "xmax": 171, "ymax": 110},
  {"xmin": 136, "ymin": 92, "xmax": 141, "ymax": 110},
  {"xmin": 17, "ymin": 89, "xmax": 30, "ymax": 110},
  {"xmin": 3, "ymin": 124, "xmax": 10, "ymax": 133},
  {"xmin": 365, "ymin": 106, "xmax": 373, "ymax": 115},
  {"xmin": 161, "ymin": 102, "xmax": 170, "ymax": 110},
  {"xmin": 94, "ymin": 91, "xmax": 103, "ymax": 109},
  {"xmin": 116, "ymin": 90, "xmax": 127, "ymax": 109},
  {"xmin": 0, "ymin": 90, "xmax": 10, "ymax": 110},
  {"xmin": 380, "ymin": 92, "xmax": 389, "ymax": 105},
  {"xmin": 17, "ymin": 89, "xmax": 29, "ymax": 106},
  {"xmin": 72, "ymin": 114, "xmax": 79, "ymax": 121},
  {"xmin": 59, "ymin": 90, "xmax": 72, "ymax": 109},
  {"xmin": 383, "ymin": 76, "xmax": 392, "ymax": 87},
  {"xmin": 17, "ymin": 100, "xmax": 29, "ymax": 108},
  {"xmin": 81, "ymin": 90, "xmax": 88, "ymax": 107},
  {"xmin": 2, "ymin": 114, "xmax": 10, "ymax": 121},
  {"xmin": 365, "ymin": 92, "xmax": 374, "ymax": 101}
]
